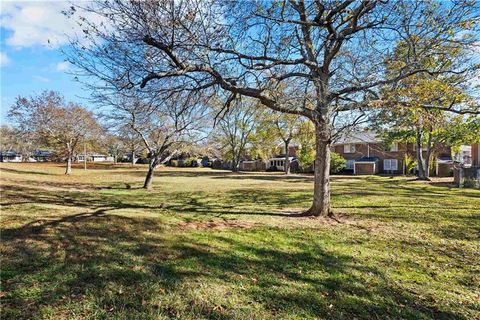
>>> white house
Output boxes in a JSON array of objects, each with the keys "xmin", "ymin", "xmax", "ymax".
[
  {"xmin": 0, "ymin": 151, "xmax": 22, "ymax": 162},
  {"xmin": 77, "ymin": 153, "xmax": 114, "ymax": 162}
]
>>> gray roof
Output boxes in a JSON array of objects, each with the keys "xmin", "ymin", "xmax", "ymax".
[{"xmin": 333, "ymin": 131, "xmax": 381, "ymax": 145}]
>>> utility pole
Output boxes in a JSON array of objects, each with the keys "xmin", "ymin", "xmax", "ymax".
[{"xmin": 84, "ymin": 141, "xmax": 87, "ymax": 170}]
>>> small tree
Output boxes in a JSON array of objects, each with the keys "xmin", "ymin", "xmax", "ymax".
[
  {"xmin": 216, "ymin": 97, "xmax": 261, "ymax": 172},
  {"xmin": 102, "ymin": 92, "xmax": 208, "ymax": 189},
  {"xmin": 404, "ymin": 154, "xmax": 417, "ymax": 175},
  {"xmin": 296, "ymin": 121, "xmax": 316, "ymax": 172},
  {"xmin": 8, "ymin": 91, "xmax": 102, "ymax": 174},
  {"xmin": 273, "ymin": 114, "xmax": 303, "ymax": 174}
]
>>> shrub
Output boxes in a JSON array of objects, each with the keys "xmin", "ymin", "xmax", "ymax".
[
  {"xmin": 297, "ymin": 145, "xmax": 315, "ymax": 171},
  {"xmin": 183, "ymin": 157, "xmax": 197, "ymax": 167},
  {"xmin": 404, "ymin": 154, "xmax": 417, "ymax": 175},
  {"xmin": 330, "ymin": 152, "xmax": 346, "ymax": 174}
]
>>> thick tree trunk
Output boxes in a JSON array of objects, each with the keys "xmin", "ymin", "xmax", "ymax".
[
  {"xmin": 131, "ymin": 149, "xmax": 136, "ymax": 166},
  {"xmin": 65, "ymin": 156, "xmax": 72, "ymax": 175},
  {"xmin": 304, "ymin": 123, "xmax": 332, "ymax": 217},
  {"xmin": 143, "ymin": 164, "xmax": 155, "ymax": 189},
  {"xmin": 284, "ymin": 140, "xmax": 291, "ymax": 174}
]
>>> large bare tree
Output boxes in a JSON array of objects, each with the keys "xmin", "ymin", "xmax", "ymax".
[
  {"xmin": 8, "ymin": 91, "xmax": 102, "ymax": 174},
  {"xmin": 66, "ymin": 0, "xmax": 480, "ymax": 216}
]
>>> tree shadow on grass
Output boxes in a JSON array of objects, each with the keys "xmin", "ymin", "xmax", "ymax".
[
  {"xmin": 0, "ymin": 184, "xmax": 306, "ymax": 220},
  {"xmin": 0, "ymin": 167, "xmax": 57, "ymax": 176},
  {"xmin": 1, "ymin": 212, "xmax": 469, "ymax": 319}
]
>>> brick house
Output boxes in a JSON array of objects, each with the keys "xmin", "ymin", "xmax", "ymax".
[
  {"xmin": 472, "ymin": 144, "xmax": 480, "ymax": 167},
  {"xmin": 332, "ymin": 131, "xmax": 412, "ymax": 175},
  {"xmin": 332, "ymin": 131, "xmax": 456, "ymax": 176}
]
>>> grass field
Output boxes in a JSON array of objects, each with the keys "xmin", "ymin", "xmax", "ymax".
[{"xmin": 1, "ymin": 162, "xmax": 479, "ymax": 320}]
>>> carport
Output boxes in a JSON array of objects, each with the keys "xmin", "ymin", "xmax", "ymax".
[{"xmin": 354, "ymin": 156, "xmax": 380, "ymax": 175}]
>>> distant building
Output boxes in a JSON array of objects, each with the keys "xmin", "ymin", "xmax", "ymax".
[
  {"xmin": 31, "ymin": 150, "xmax": 54, "ymax": 162},
  {"xmin": 265, "ymin": 143, "xmax": 300, "ymax": 172},
  {"xmin": 77, "ymin": 153, "xmax": 114, "ymax": 162},
  {"xmin": 0, "ymin": 151, "xmax": 22, "ymax": 162}
]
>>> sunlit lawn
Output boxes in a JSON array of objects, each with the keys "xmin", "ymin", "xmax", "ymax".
[{"xmin": 1, "ymin": 162, "xmax": 479, "ymax": 319}]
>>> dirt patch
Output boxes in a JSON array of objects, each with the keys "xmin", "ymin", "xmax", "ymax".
[{"xmin": 178, "ymin": 219, "xmax": 257, "ymax": 230}]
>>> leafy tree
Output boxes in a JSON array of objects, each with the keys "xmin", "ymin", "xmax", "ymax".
[
  {"xmin": 437, "ymin": 116, "xmax": 480, "ymax": 148},
  {"xmin": 8, "ymin": 91, "xmax": 102, "ymax": 174},
  {"xmin": 379, "ymin": 38, "xmax": 479, "ymax": 179}
]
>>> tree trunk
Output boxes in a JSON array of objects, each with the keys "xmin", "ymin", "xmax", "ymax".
[
  {"xmin": 304, "ymin": 122, "xmax": 332, "ymax": 217},
  {"xmin": 232, "ymin": 151, "xmax": 240, "ymax": 172},
  {"xmin": 143, "ymin": 163, "xmax": 155, "ymax": 189},
  {"xmin": 65, "ymin": 156, "xmax": 72, "ymax": 175},
  {"xmin": 415, "ymin": 127, "xmax": 427, "ymax": 180},
  {"xmin": 131, "ymin": 149, "xmax": 136, "ymax": 166},
  {"xmin": 284, "ymin": 140, "xmax": 291, "ymax": 174},
  {"xmin": 424, "ymin": 130, "xmax": 433, "ymax": 179},
  {"xmin": 232, "ymin": 159, "xmax": 240, "ymax": 172}
]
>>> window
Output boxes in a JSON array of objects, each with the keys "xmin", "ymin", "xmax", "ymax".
[
  {"xmin": 384, "ymin": 159, "xmax": 398, "ymax": 171},
  {"xmin": 390, "ymin": 143, "xmax": 398, "ymax": 152},
  {"xmin": 343, "ymin": 144, "xmax": 355, "ymax": 153},
  {"xmin": 346, "ymin": 160, "xmax": 355, "ymax": 170}
]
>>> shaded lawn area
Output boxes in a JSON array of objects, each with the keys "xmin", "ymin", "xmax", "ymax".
[{"xmin": 0, "ymin": 163, "xmax": 479, "ymax": 319}]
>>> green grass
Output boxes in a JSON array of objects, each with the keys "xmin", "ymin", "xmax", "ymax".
[{"xmin": 1, "ymin": 163, "xmax": 479, "ymax": 319}]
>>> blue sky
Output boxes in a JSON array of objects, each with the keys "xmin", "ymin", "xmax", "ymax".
[{"xmin": 0, "ymin": 1, "xmax": 93, "ymax": 125}]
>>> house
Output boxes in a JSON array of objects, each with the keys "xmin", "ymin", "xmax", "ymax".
[
  {"xmin": 240, "ymin": 159, "xmax": 266, "ymax": 171},
  {"xmin": 332, "ymin": 131, "xmax": 462, "ymax": 176},
  {"xmin": 31, "ymin": 150, "xmax": 54, "ymax": 162},
  {"xmin": 266, "ymin": 143, "xmax": 301, "ymax": 172},
  {"xmin": 332, "ymin": 131, "xmax": 409, "ymax": 175},
  {"xmin": 266, "ymin": 156, "xmax": 299, "ymax": 171},
  {"xmin": 77, "ymin": 153, "xmax": 114, "ymax": 162},
  {"xmin": 0, "ymin": 151, "xmax": 22, "ymax": 162}
]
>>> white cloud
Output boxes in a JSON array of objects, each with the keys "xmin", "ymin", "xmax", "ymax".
[
  {"xmin": 56, "ymin": 61, "xmax": 70, "ymax": 71},
  {"xmin": 0, "ymin": 1, "xmax": 107, "ymax": 49},
  {"xmin": 0, "ymin": 52, "xmax": 11, "ymax": 66},
  {"xmin": 33, "ymin": 75, "xmax": 50, "ymax": 82}
]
